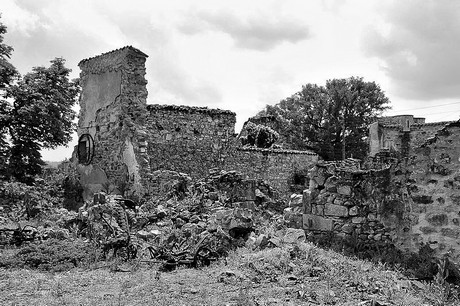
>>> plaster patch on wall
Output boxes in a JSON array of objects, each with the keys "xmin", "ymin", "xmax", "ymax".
[
  {"xmin": 123, "ymin": 138, "xmax": 142, "ymax": 194},
  {"xmin": 79, "ymin": 70, "xmax": 122, "ymax": 128}
]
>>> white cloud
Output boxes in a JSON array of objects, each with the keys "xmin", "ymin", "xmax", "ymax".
[
  {"xmin": 179, "ymin": 10, "xmax": 311, "ymax": 51},
  {"xmin": 363, "ymin": 0, "xmax": 460, "ymax": 100}
]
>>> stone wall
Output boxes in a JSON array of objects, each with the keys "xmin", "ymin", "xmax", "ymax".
[
  {"xmin": 300, "ymin": 122, "xmax": 460, "ymax": 263},
  {"xmin": 226, "ymin": 148, "xmax": 319, "ymax": 197},
  {"xmin": 76, "ymin": 47, "xmax": 319, "ymax": 200},
  {"xmin": 145, "ymin": 104, "xmax": 236, "ymax": 178},
  {"xmin": 402, "ymin": 122, "xmax": 460, "ymax": 262},
  {"xmin": 302, "ymin": 162, "xmax": 399, "ymax": 245},
  {"xmin": 369, "ymin": 115, "xmax": 453, "ymax": 157},
  {"xmin": 77, "ymin": 46, "xmax": 149, "ymax": 199}
]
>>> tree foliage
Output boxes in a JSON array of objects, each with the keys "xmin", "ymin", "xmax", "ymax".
[
  {"xmin": 259, "ymin": 77, "xmax": 390, "ymax": 160},
  {"xmin": 0, "ymin": 16, "xmax": 80, "ymax": 182},
  {"xmin": 240, "ymin": 121, "xmax": 279, "ymax": 148}
]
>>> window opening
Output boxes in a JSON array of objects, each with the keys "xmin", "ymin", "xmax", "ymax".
[{"xmin": 77, "ymin": 134, "xmax": 94, "ymax": 165}]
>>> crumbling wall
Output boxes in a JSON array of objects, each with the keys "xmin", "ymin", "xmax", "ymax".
[
  {"xmin": 145, "ymin": 104, "xmax": 236, "ymax": 178},
  {"xmin": 370, "ymin": 115, "xmax": 452, "ymax": 157},
  {"xmin": 77, "ymin": 47, "xmax": 149, "ymax": 199},
  {"xmin": 302, "ymin": 162, "xmax": 402, "ymax": 245},
  {"xmin": 301, "ymin": 122, "xmax": 460, "ymax": 263},
  {"xmin": 402, "ymin": 122, "xmax": 460, "ymax": 262},
  {"xmin": 76, "ymin": 46, "xmax": 319, "ymax": 200},
  {"xmin": 226, "ymin": 148, "xmax": 318, "ymax": 197}
]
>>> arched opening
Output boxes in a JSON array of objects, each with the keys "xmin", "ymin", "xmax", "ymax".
[{"xmin": 77, "ymin": 134, "xmax": 94, "ymax": 165}]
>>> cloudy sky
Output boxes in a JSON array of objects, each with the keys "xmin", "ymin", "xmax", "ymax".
[{"xmin": 2, "ymin": 0, "xmax": 460, "ymax": 161}]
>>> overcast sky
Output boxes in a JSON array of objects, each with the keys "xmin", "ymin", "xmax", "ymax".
[{"xmin": 2, "ymin": 0, "xmax": 460, "ymax": 161}]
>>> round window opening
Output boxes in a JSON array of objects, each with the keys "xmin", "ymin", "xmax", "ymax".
[{"xmin": 77, "ymin": 134, "xmax": 94, "ymax": 165}]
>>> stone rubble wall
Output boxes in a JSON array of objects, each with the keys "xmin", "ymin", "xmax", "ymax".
[
  {"xmin": 402, "ymin": 122, "xmax": 460, "ymax": 262},
  {"xmin": 296, "ymin": 121, "xmax": 460, "ymax": 263},
  {"xmin": 145, "ymin": 104, "xmax": 236, "ymax": 179},
  {"xmin": 226, "ymin": 148, "xmax": 318, "ymax": 197},
  {"xmin": 300, "ymin": 162, "xmax": 398, "ymax": 244}
]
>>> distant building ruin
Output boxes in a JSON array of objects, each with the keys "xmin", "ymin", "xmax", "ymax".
[
  {"xmin": 369, "ymin": 115, "xmax": 454, "ymax": 157},
  {"xmin": 75, "ymin": 46, "xmax": 318, "ymax": 199}
]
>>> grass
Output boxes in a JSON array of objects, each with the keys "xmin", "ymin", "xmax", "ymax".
[{"xmin": 1, "ymin": 241, "xmax": 458, "ymax": 305}]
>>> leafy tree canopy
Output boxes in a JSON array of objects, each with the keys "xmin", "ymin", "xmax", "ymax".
[
  {"xmin": 0, "ymin": 16, "xmax": 80, "ymax": 183},
  {"xmin": 258, "ymin": 77, "xmax": 390, "ymax": 160}
]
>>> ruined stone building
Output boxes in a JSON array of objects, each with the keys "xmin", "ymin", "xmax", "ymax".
[
  {"xmin": 369, "ymin": 114, "xmax": 454, "ymax": 157},
  {"xmin": 297, "ymin": 117, "xmax": 460, "ymax": 262},
  {"xmin": 75, "ymin": 46, "xmax": 318, "ymax": 200}
]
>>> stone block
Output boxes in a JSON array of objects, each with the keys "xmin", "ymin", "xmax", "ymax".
[
  {"xmin": 367, "ymin": 213, "xmax": 377, "ymax": 221},
  {"xmin": 348, "ymin": 206, "xmax": 358, "ymax": 216},
  {"xmin": 352, "ymin": 217, "xmax": 365, "ymax": 224},
  {"xmin": 337, "ymin": 185, "xmax": 352, "ymax": 196},
  {"xmin": 283, "ymin": 228, "xmax": 306, "ymax": 244},
  {"xmin": 341, "ymin": 223, "xmax": 355, "ymax": 234},
  {"xmin": 303, "ymin": 214, "xmax": 333, "ymax": 231},
  {"xmin": 303, "ymin": 190, "xmax": 312, "ymax": 214},
  {"xmin": 324, "ymin": 204, "xmax": 348, "ymax": 217}
]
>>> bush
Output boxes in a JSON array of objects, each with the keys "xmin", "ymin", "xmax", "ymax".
[{"xmin": 0, "ymin": 239, "xmax": 99, "ymax": 272}]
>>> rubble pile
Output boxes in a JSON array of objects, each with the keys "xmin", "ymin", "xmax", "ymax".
[{"xmin": 1, "ymin": 170, "xmax": 305, "ymax": 270}]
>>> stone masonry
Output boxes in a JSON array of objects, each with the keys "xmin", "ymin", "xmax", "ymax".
[
  {"xmin": 75, "ymin": 46, "xmax": 318, "ymax": 200},
  {"xmin": 296, "ymin": 120, "xmax": 460, "ymax": 263}
]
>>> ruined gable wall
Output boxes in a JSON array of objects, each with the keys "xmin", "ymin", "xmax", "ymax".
[
  {"xmin": 77, "ymin": 47, "xmax": 149, "ymax": 199},
  {"xmin": 145, "ymin": 104, "xmax": 236, "ymax": 179}
]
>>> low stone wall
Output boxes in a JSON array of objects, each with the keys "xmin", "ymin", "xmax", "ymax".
[
  {"xmin": 301, "ymin": 162, "xmax": 398, "ymax": 244},
  {"xmin": 226, "ymin": 147, "xmax": 318, "ymax": 197}
]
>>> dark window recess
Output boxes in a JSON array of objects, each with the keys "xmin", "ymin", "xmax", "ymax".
[
  {"xmin": 293, "ymin": 173, "xmax": 307, "ymax": 185},
  {"xmin": 77, "ymin": 134, "xmax": 94, "ymax": 165}
]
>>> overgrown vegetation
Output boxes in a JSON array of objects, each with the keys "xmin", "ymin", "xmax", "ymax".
[
  {"xmin": 0, "ymin": 239, "xmax": 99, "ymax": 272},
  {"xmin": 1, "ymin": 242, "xmax": 459, "ymax": 305},
  {"xmin": 0, "ymin": 15, "xmax": 80, "ymax": 183}
]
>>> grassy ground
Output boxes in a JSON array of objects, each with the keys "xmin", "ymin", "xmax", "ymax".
[{"xmin": 0, "ymin": 242, "xmax": 456, "ymax": 306}]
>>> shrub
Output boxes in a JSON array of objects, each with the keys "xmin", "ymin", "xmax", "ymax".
[{"xmin": 0, "ymin": 239, "xmax": 99, "ymax": 272}]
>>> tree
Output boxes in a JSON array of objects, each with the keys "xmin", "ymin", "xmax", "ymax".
[
  {"xmin": 259, "ymin": 77, "xmax": 390, "ymax": 160},
  {"xmin": 0, "ymin": 16, "xmax": 18, "ymax": 174},
  {"xmin": 0, "ymin": 16, "xmax": 80, "ymax": 183},
  {"xmin": 240, "ymin": 121, "xmax": 279, "ymax": 148}
]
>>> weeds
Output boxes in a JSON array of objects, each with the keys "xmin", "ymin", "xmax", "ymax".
[{"xmin": 0, "ymin": 239, "xmax": 100, "ymax": 272}]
